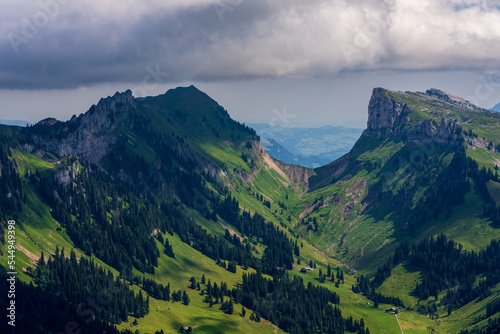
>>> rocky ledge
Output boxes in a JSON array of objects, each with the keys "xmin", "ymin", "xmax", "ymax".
[{"xmin": 29, "ymin": 90, "xmax": 135, "ymax": 164}]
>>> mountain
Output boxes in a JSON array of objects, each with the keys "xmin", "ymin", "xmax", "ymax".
[
  {"xmin": 1, "ymin": 86, "xmax": 500, "ymax": 334},
  {"xmin": 491, "ymin": 102, "xmax": 500, "ymax": 112},
  {"xmin": 249, "ymin": 123, "xmax": 363, "ymax": 168},
  {"xmin": 0, "ymin": 119, "xmax": 30, "ymax": 127},
  {"xmin": 296, "ymin": 88, "xmax": 500, "ymax": 332},
  {"xmin": 304, "ymin": 88, "xmax": 500, "ymax": 266}
]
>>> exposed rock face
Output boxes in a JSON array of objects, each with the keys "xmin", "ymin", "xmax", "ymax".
[
  {"xmin": 55, "ymin": 169, "xmax": 71, "ymax": 186},
  {"xmin": 30, "ymin": 90, "xmax": 135, "ymax": 164},
  {"xmin": 367, "ymin": 88, "xmax": 412, "ymax": 133},
  {"xmin": 55, "ymin": 161, "xmax": 79, "ymax": 186},
  {"xmin": 365, "ymin": 88, "xmax": 461, "ymax": 145},
  {"xmin": 279, "ymin": 162, "xmax": 316, "ymax": 186},
  {"xmin": 256, "ymin": 139, "xmax": 315, "ymax": 187}
]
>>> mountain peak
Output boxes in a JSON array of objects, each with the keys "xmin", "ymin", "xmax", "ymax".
[
  {"xmin": 29, "ymin": 89, "xmax": 137, "ymax": 164},
  {"xmin": 94, "ymin": 89, "xmax": 135, "ymax": 114},
  {"xmin": 365, "ymin": 87, "xmax": 461, "ymax": 144},
  {"xmin": 366, "ymin": 87, "xmax": 412, "ymax": 133},
  {"xmin": 163, "ymin": 85, "xmax": 207, "ymax": 99},
  {"xmin": 36, "ymin": 117, "xmax": 59, "ymax": 126}
]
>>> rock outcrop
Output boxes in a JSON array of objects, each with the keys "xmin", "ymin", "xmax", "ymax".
[
  {"xmin": 367, "ymin": 88, "xmax": 412, "ymax": 133},
  {"xmin": 30, "ymin": 90, "xmax": 135, "ymax": 164},
  {"xmin": 425, "ymin": 88, "xmax": 483, "ymax": 111},
  {"xmin": 365, "ymin": 88, "xmax": 461, "ymax": 145}
]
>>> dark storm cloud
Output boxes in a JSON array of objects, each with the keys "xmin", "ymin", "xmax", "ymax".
[
  {"xmin": 1, "ymin": 0, "xmax": 500, "ymax": 89},
  {"xmin": 0, "ymin": 0, "xmax": 276, "ymax": 88}
]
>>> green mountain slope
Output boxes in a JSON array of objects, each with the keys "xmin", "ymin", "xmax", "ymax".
[
  {"xmin": 293, "ymin": 88, "xmax": 500, "ymax": 271},
  {"xmin": 1, "ymin": 86, "xmax": 500, "ymax": 334},
  {"xmin": 289, "ymin": 88, "xmax": 500, "ymax": 333},
  {"xmin": 0, "ymin": 87, "xmax": 369, "ymax": 334}
]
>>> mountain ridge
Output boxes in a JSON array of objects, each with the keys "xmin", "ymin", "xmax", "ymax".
[{"xmin": 1, "ymin": 85, "xmax": 500, "ymax": 334}]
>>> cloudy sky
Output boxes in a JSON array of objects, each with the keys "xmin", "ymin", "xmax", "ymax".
[{"xmin": 1, "ymin": 0, "xmax": 500, "ymax": 127}]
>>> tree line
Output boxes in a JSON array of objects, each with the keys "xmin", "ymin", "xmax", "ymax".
[
  {"xmin": 33, "ymin": 248, "xmax": 149, "ymax": 324},
  {"xmin": 239, "ymin": 271, "xmax": 353, "ymax": 334}
]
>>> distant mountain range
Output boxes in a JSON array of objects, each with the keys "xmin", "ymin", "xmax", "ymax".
[
  {"xmin": 0, "ymin": 119, "xmax": 30, "ymax": 126},
  {"xmin": 491, "ymin": 102, "xmax": 500, "ymax": 112},
  {"xmin": 248, "ymin": 123, "xmax": 363, "ymax": 168}
]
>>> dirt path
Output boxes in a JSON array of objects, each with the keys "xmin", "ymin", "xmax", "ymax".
[
  {"xmin": 219, "ymin": 222, "xmax": 243, "ymax": 241},
  {"xmin": 374, "ymin": 239, "xmax": 389, "ymax": 253},
  {"xmin": 395, "ymin": 314, "xmax": 404, "ymax": 334},
  {"xmin": 311, "ymin": 244, "xmax": 325, "ymax": 255},
  {"xmin": 360, "ymin": 229, "xmax": 384, "ymax": 256},
  {"xmin": 15, "ymin": 243, "xmax": 39, "ymax": 264},
  {"xmin": 349, "ymin": 288, "xmax": 362, "ymax": 304},
  {"xmin": 262, "ymin": 321, "xmax": 278, "ymax": 334},
  {"xmin": 332, "ymin": 256, "xmax": 357, "ymax": 275}
]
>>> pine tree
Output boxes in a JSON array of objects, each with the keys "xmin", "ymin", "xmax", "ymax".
[
  {"xmin": 182, "ymin": 291, "xmax": 190, "ymax": 306},
  {"xmin": 189, "ymin": 276, "xmax": 196, "ymax": 289},
  {"xmin": 39, "ymin": 251, "xmax": 45, "ymax": 265}
]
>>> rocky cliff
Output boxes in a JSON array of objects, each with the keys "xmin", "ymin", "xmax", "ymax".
[
  {"xmin": 366, "ymin": 87, "xmax": 412, "ymax": 133},
  {"xmin": 29, "ymin": 90, "xmax": 136, "ymax": 164},
  {"xmin": 364, "ymin": 88, "xmax": 462, "ymax": 145},
  {"xmin": 310, "ymin": 87, "xmax": 469, "ymax": 190}
]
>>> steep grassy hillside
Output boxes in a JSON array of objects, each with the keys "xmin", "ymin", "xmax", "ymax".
[
  {"xmin": 0, "ymin": 87, "xmax": 379, "ymax": 334},
  {"xmin": 293, "ymin": 88, "xmax": 500, "ymax": 274}
]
